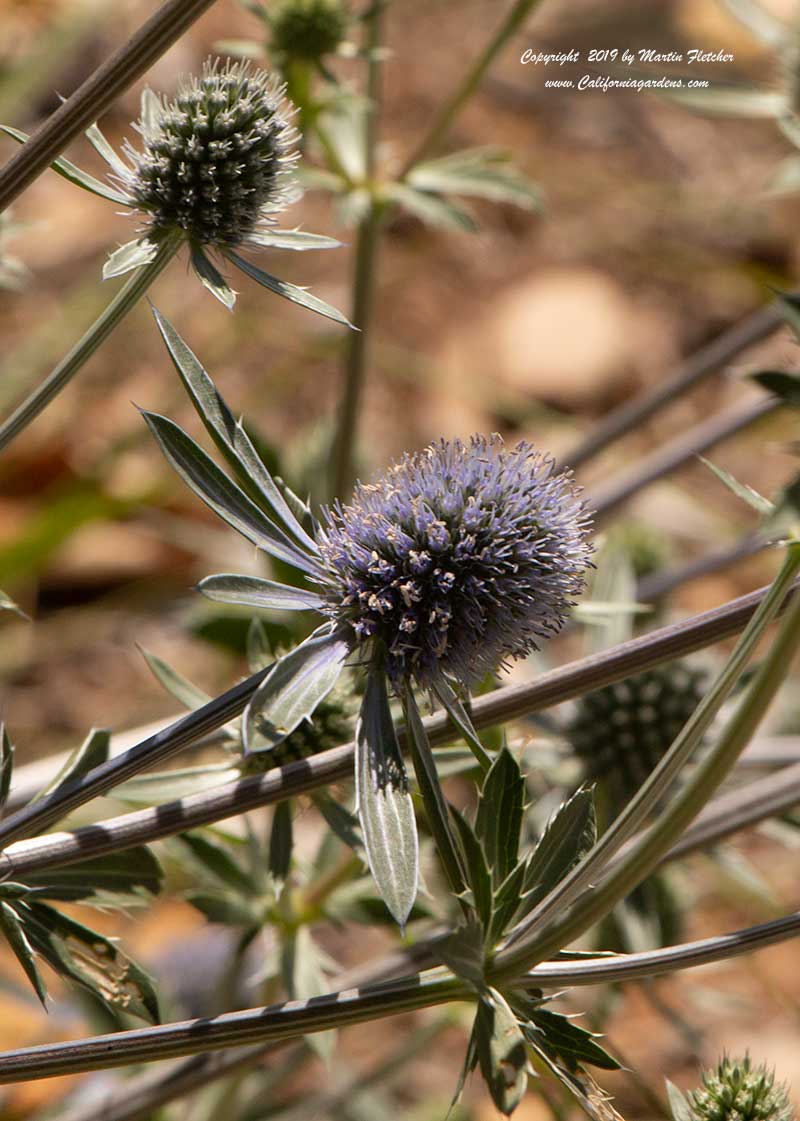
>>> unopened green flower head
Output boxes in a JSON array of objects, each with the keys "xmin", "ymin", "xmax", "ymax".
[
  {"xmin": 688, "ymin": 1056, "xmax": 794, "ymax": 1121},
  {"xmin": 270, "ymin": 0, "xmax": 349, "ymax": 63},
  {"xmin": 121, "ymin": 59, "xmax": 300, "ymax": 249}
]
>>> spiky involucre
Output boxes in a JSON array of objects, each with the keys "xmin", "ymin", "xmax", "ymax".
[
  {"xmin": 271, "ymin": 0, "xmax": 348, "ymax": 62},
  {"xmin": 122, "ymin": 60, "xmax": 299, "ymax": 248},
  {"xmin": 688, "ymin": 1056, "xmax": 794, "ymax": 1121},
  {"xmin": 315, "ymin": 436, "xmax": 592, "ymax": 689}
]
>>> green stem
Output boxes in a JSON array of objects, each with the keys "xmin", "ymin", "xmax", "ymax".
[
  {"xmin": 0, "ymin": 235, "xmax": 180, "ymax": 452},
  {"xmin": 399, "ymin": 0, "xmax": 545, "ymax": 176},
  {"xmin": 494, "ymin": 544, "xmax": 800, "ymax": 980},
  {"xmin": 0, "ymin": 0, "xmax": 217, "ymax": 212},
  {"xmin": 502, "ymin": 545, "xmax": 800, "ymax": 952},
  {"xmin": 330, "ymin": 0, "xmax": 385, "ymax": 499}
]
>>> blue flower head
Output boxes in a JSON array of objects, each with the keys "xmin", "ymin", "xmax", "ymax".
[{"xmin": 315, "ymin": 435, "xmax": 593, "ymax": 689}]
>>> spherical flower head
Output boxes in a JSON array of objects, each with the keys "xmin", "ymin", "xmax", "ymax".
[
  {"xmin": 270, "ymin": 0, "xmax": 349, "ymax": 63},
  {"xmin": 688, "ymin": 1056, "xmax": 794, "ymax": 1121},
  {"xmin": 568, "ymin": 663, "xmax": 706, "ymax": 801},
  {"xmin": 122, "ymin": 59, "xmax": 299, "ymax": 249},
  {"xmin": 315, "ymin": 436, "xmax": 592, "ymax": 690}
]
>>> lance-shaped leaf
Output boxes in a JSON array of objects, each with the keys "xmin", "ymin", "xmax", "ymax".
[
  {"xmin": 23, "ymin": 846, "xmax": 163, "ymax": 902},
  {"xmin": 0, "ymin": 589, "xmax": 28, "ymax": 619},
  {"xmin": 433, "ymin": 677, "xmax": 492, "ymax": 771},
  {"xmin": 34, "ymin": 728, "xmax": 109, "ymax": 802},
  {"xmin": 475, "ymin": 988, "xmax": 530, "ymax": 1116},
  {"xmin": 18, "ymin": 901, "xmax": 160, "ymax": 1022},
  {"xmin": 140, "ymin": 648, "xmax": 212, "ymax": 711},
  {"xmin": 387, "ymin": 182, "xmax": 477, "ymax": 231},
  {"xmin": 243, "ymin": 629, "xmax": 349, "ymax": 753},
  {"xmin": 269, "ymin": 800, "xmax": 294, "ymax": 882},
  {"xmin": 408, "ymin": 148, "xmax": 541, "ymax": 210},
  {"xmin": 85, "ymin": 121, "xmax": 131, "ymax": 178},
  {"xmin": 450, "ymin": 806, "xmax": 493, "ymax": 931},
  {"xmin": 750, "ymin": 370, "xmax": 800, "ymax": 409},
  {"xmin": 699, "ymin": 457, "xmax": 774, "ymax": 516},
  {"xmin": 246, "ymin": 228, "xmax": 344, "ymax": 251},
  {"xmin": 178, "ymin": 831, "xmax": 255, "ymax": 895},
  {"xmin": 103, "ymin": 238, "xmax": 159, "ymax": 280},
  {"xmin": 666, "ymin": 1081, "xmax": 694, "ymax": 1121},
  {"xmin": 0, "ymin": 125, "xmax": 133, "ymax": 205},
  {"xmin": 226, "ymin": 249, "xmax": 354, "ymax": 328},
  {"xmin": 355, "ymin": 671, "xmax": 418, "ymax": 928},
  {"xmin": 475, "ymin": 747, "xmax": 524, "ymax": 884},
  {"xmin": 141, "ymin": 410, "xmax": 322, "ymax": 576},
  {"xmin": 520, "ymin": 787, "xmax": 596, "ymax": 916},
  {"xmin": 280, "ymin": 925, "xmax": 336, "ymax": 1060},
  {"xmin": 190, "ymin": 245, "xmax": 236, "ymax": 309},
  {"xmin": 401, "ymin": 688, "xmax": 466, "ymax": 897},
  {"xmin": 0, "ymin": 901, "xmax": 47, "ymax": 1008},
  {"xmin": 528, "ymin": 1007, "xmax": 619, "ymax": 1072},
  {"xmin": 0, "ymin": 724, "xmax": 13, "ymax": 811},
  {"xmin": 198, "ymin": 573, "xmax": 324, "ymax": 612},
  {"xmin": 151, "ymin": 309, "xmax": 320, "ymax": 553}
]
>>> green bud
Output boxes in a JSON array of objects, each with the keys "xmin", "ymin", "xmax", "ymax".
[
  {"xmin": 269, "ymin": 0, "xmax": 349, "ymax": 64},
  {"xmin": 688, "ymin": 1056, "xmax": 794, "ymax": 1121}
]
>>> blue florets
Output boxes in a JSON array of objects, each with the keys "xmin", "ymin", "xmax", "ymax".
[{"xmin": 315, "ymin": 436, "xmax": 593, "ymax": 689}]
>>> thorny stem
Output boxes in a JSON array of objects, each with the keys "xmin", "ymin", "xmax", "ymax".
[
  {"xmin": 493, "ymin": 544, "xmax": 800, "ymax": 980},
  {"xmin": 330, "ymin": 1, "xmax": 385, "ymax": 499},
  {"xmin": 0, "ymin": 234, "xmax": 181, "ymax": 452},
  {"xmin": 1, "ymin": 574, "xmax": 797, "ymax": 863},
  {"xmin": 399, "ymin": 0, "xmax": 546, "ymax": 175},
  {"xmin": 0, "ymin": 0, "xmax": 218, "ymax": 212}
]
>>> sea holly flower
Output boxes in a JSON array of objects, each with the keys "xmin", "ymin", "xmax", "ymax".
[
  {"xmin": 268, "ymin": 0, "xmax": 350, "ymax": 69},
  {"xmin": 669, "ymin": 1056, "xmax": 795, "ymax": 1121},
  {"xmin": 0, "ymin": 59, "xmax": 349, "ymax": 321},
  {"xmin": 145, "ymin": 312, "xmax": 593, "ymax": 923}
]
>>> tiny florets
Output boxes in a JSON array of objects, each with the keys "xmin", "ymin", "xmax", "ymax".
[
  {"xmin": 122, "ymin": 59, "xmax": 299, "ymax": 248},
  {"xmin": 688, "ymin": 1056, "xmax": 794, "ymax": 1121},
  {"xmin": 315, "ymin": 436, "xmax": 593, "ymax": 689},
  {"xmin": 270, "ymin": 0, "xmax": 349, "ymax": 63}
]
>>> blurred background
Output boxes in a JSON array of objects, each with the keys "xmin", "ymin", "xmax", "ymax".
[{"xmin": 1, "ymin": 0, "xmax": 800, "ymax": 1117}]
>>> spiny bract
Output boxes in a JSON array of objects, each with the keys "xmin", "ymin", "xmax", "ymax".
[
  {"xmin": 688, "ymin": 1056, "xmax": 794, "ymax": 1121},
  {"xmin": 315, "ymin": 435, "xmax": 592, "ymax": 689},
  {"xmin": 270, "ymin": 0, "xmax": 349, "ymax": 63},
  {"xmin": 121, "ymin": 59, "xmax": 299, "ymax": 248}
]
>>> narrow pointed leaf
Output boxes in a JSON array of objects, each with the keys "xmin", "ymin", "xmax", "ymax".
[
  {"xmin": 140, "ymin": 648, "xmax": 211, "ymax": 710},
  {"xmin": 313, "ymin": 792, "xmax": 362, "ymax": 851},
  {"xmin": 521, "ymin": 787, "xmax": 597, "ymax": 911},
  {"xmin": 178, "ymin": 831, "xmax": 254, "ymax": 894},
  {"xmin": 35, "ymin": 728, "xmax": 109, "ymax": 802},
  {"xmin": 0, "ymin": 902, "xmax": 47, "ymax": 1008},
  {"xmin": 490, "ymin": 860, "xmax": 528, "ymax": 943},
  {"xmin": 0, "ymin": 125, "xmax": 133, "ymax": 205},
  {"xmin": 280, "ymin": 926, "xmax": 336, "ymax": 1060},
  {"xmin": 85, "ymin": 122, "xmax": 132, "ymax": 178},
  {"xmin": 23, "ymin": 847, "xmax": 163, "ymax": 901},
  {"xmin": 450, "ymin": 806, "xmax": 492, "ymax": 930},
  {"xmin": 750, "ymin": 369, "xmax": 800, "ymax": 408},
  {"xmin": 356, "ymin": 671, "xmax": 418, "ymax": 928},
  {"xmin": 402, "ymin": 688, "xmax": 466, "ymax": 896},
  {"xmin": 529, "ymin": 1008, "xmax": 620, "ymax": 1072},
  {"xmin": 475, "ymin": 747, "xmax": 524, "ymax": 882},
  {"xmin": 409, "ymin": 150, "xmax": 541, "ymax": 210},
  {"xmin": 434, "ymin": 678, "xmax": 492, "ymax": 771},
  {"xmin": 244, "ymin": 630, "xmax": 348, "ymax": 752},
  {"xmin": 245, "ymin": 228, "xmax": 344, "ymax": 251},
  {"xmin": 0, "ymin": 725, "xmax": 14, "ymax": 811},
  {"xmin": 666, "ymin": 1081, "xmax": 694, "ymax": 1121},
  {"xmin": 269, "ymin": 799, "xmax": 294, "ymax": 881},
  {"xmin": 699, "ymin": 457, "xmax": 774, "ymax": 515},
  {"xmin": 191, "ymin": 245, "xmax": 236, "ymax": 309},
  {"xmin": 150, "ymin": 309, "xmax": 320, "ymax": 552},
  {"xmin": 226, "ymin": 249, "xmax": 354, "ymax": 328},
  {"xmin": 141, "ymin": 410, "xmax": 322, "ymax": 575},
  {"xmin": 103, "ymin": 238, "xmax": 158, "ymax": 279},
  {"xmin": 387, "ymin": 183, "xmax": 477, "ymax": 231},
  {"xmin": 247, "ymin": 617, "xmax": 273, "ymax": 671},
  {"xmin": 0, "ymin": 589, "xmax": 28, "ymax": 619},
  {"xmin": 198, "ymin": 573, "xmax": 324, "ymax": 612}
]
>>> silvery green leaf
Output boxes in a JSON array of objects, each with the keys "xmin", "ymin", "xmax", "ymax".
[
  {"xmin": 103, "ymin": 238, "xmax": 159, "ymax": 279},
  {"xmin": 0, "ymin": 901, "xmax": 47, "ymax": 1008},
  {"xmin": 355, "ymin": 671, "xmax": 418, "ymax": 929},
  {"xmin": 0, "ymin": 589, "xmax": 27, "ymax": 619},
  {"xmin": 141, "ymin": 410, "xmax": 322, "ymax": 575},
  {"xmin": 23, "ymin": 847, "xmax": 163, "ymax": 902},
  {"xmin": 475, "ymin": 747, "xmax": 524, "ymax": 883},
  {"xmin": 198, "ymin": 573, "xmax": 324, "ymax": 612},
  {"xmin": 699, "ymin": 457, "xmax": 774, "ymax": 515},
  {"xmin": 114, "ymin": 764, "xmax": 240, "ymax": 805},
  {"xmin": 269, "ymin": 800, "xmax": 293, "ymax": 881},
  {"xmin": 247, "ymin": 617, "xmax": 272, "ymax": 672},
  {"xmin": 190, "ymin": 245, "xmax": 236, "ymax": 309},
  {"xmin": 319, "ymin": 100, "xmax": 368, "ymax": 181},
  {"xmin": 521, "ymin": 786, "xmax": 596, "ymax": 913},
  {"xmin": 666, "ymin": 1081, "xmax": 694, "ymax": 1121},
  {"xmin": 475, "ymin": 988, "xmax": 529, "ymax": 1116},
  {"xmin": 401, "ymin": 688, "xmax": 466, "ymax": 896},
  {"xmin": 0, "ymin": 125, "xmax": 133, "ymax": 205},
  {"xmin": 178, "ymin": 831, "xmax": 254, "ymax": 894},
  {"xmin": 281, "ymin": 926, "xmax": 336, "ymax": 1061},
  {"xmin": 313, "ymin": 792, "xmax": 362, "ymax": 851},
  {"xmin": 151, "ymin": 309, "xmax": 321, "ymax": 553},
  {"xmin": 387, "ymin": 183, "xmax": 477, "ymax": 232},
  {"xmin": 720, "ymin": 0, "xmax": 788, "ymax": 46},
  {"xmin": 0, "ymin": 724, "xmax": 13, "ymax": 811},
  {"xmin": 245, "ymin": 228, "xmax": 344, "ymax": 251},
  {"xmin": 140, "ymin": 648, "xmax": 211, "ymax": 710},
  {"xmin": 226, "ymin": 250, "xmax": 354, "ymax": 327},
  {"xmin": 85, "ymin": 121, "xmax": 131, "ymax": 177},
  {"xmin": 433, "ymin": 677, "xmax": 492, "ymax": 771},
  {"xmin": 139, "ymin": 87, "xmax": 164, "ymax": 138},
  {"xmin": 34, "ymin": 728, "xmax": 109, "ymax": 802},
  {"xmin": 409, "ymin": 150, "xmax": 541, "ymax": 210},
  {"xmin": 450, "ymin": 806, "xmax": 492, "ymax": 930},
  {"xmin": 244, "ymin": 630, "xmax": 348, "ymax": 752},
  {"xmin": 20, "ymin": 901, "xmax": 160, "ymax": 1022}
]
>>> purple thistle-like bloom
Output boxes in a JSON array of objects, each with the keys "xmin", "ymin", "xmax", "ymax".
[{"xmin": 315, "ymin": 435, "xmax": 593, "ymax": 689}]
